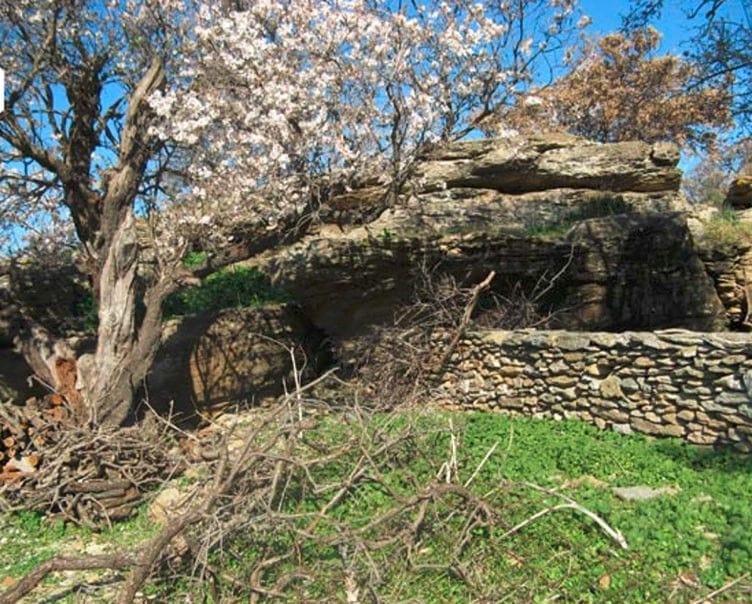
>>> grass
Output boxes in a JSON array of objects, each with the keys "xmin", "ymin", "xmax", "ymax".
[
  {"xmin": 700, "ymin": 207, "xmax": 752, "ymax": 253},
  {"xmin": 2, "ymin": 412, "xmax": 751, "ymax": 602},
  {"xmin": 455, "ymin": 415, "xmax": 752, "ymax": 601},
  {"xmin": 526, "ymin": 222, "xmax": 574, "ymax": 238},
  {"xmin": 525, "ymin": 196, "xmax": 631, "ymax": 239},
  {"xmin": 0, "ymin": 506, "xmax": 158, "ymax": 600}
]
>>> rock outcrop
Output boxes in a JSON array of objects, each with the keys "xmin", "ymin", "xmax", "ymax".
[
  {"xmin": 698, "ymin": 242, "xmax": 752, "ymax": 330},
  {"xmin": 1, "ymin": 134, "xmax": 741, "ymax": 412},
  {"xmin": 414, "ymin": 135, "xmax": 681, "ymax": 193},
  {"xmin": 561, "ymin": 213, "xmax": 725, "ymax": 330},
  {"xmin": 145, "ymin": 304, "xmax": 329, "ymax": 416},
  {"xmin": 690, "ymin": 206, "xmax": 752, "ymax": 330},
  {"xmin": 726, "ymin": 176, "xmax": 752, "ymax": 209},
  {"xmin": 259, "ymin": 134, "xmax": 726, "ymax": 338}
]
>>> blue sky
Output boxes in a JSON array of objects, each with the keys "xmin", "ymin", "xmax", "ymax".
[{"xmin": 580, "ymin": 0, "xmax": 750, "ymax": 53}]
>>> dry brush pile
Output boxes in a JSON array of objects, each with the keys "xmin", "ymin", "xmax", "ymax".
[
  {"xmin": 0, "ymin": 383, "xmax": 628, "ymax": 603},
  {"xmin": 348, "ymin": 268, "xmax": 562, "ymax": 408}
]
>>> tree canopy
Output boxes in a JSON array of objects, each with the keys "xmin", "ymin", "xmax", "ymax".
[
  {"xmin": 494, "ymin": 27, "xmax": 733, "ymax": 151},
  {"xmin": 623, "ymin": 0, "xmax": 751, "ymax": 134}
]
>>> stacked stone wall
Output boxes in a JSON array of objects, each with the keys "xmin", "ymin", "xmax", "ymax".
[{"xmin": 434, "ymin": 330, "xmax": 752, "ymax": 452}]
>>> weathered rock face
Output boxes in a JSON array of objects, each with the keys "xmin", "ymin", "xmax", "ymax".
[
  {"xmin": 688, "ymin": 207, "xmax": 752, "ymax": 330},
  {"xmin": 260, "ymin": 134, "xmax": 725, "ymax": 337},
  {"xmin": 726, "ymin": 176, "xmax": 752, "ymax": 209},
  {"xmin": 414, "ymin": 134, "xmax": 681, "ymax": 194},
  {"xmin": 560, "ymin": 213, "xmax": 726, "ymax": 331},
  {"xmin": 145, "ymin": 305, "xmax": 329, "ymax": 415},
  {"xmin": 698, "ymin": 242, "xmax": 752, "ymax": 329}
]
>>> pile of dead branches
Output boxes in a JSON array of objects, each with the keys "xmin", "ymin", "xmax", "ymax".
[
  {"xmin": 0, "ymin": 397, "xmax": 182, "ymax": 527},
  {"xmin": 0, "ymin": 396, "xmax": 68, "ymax": 481},
  {"xmin": 346, "ymin": 267, "xmax": 562, "ymax": 408}
]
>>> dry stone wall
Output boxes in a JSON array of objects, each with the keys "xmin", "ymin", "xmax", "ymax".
[{"xmin": 434, "ymin": 329, "xmax": 752, "ymax": 452}]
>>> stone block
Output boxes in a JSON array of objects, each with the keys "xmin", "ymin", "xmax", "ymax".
[
  {"xmin": 717, "ymin": 392, "xmax": 751, "ymax": 405},
  {"xmin": 631, "ymin": 417, "xmax": 684, "ymax": 438},
  {"xmin": 599, "ymin": 375, "xmax": 624, "ymax": 398},
  {"xmin": 585, "ymin": 363, "xmax": 611, "ymax": 377},
  {"xmin": 687, "ymin": 432, "xmax": 717, "ymax": 446},
  {"xmin": 721, "ymin": 354, "xmax": 747, "ymax": 366},
  {"xmin": 633, "ymin": 357, "xmax": 655, "ymax": 368},
  {"xmin": 680, "ymin": 346, "xmax": 698, "ymax": 358},
  {"xmin": 700, "ymin": 400, "xmax": 738, "ymax": 414},
  {"xmin": 147, "ymin": 305, "xmax": 328, "ymax": 411},
  {"xmin": 554, "ymin": 333, "xmax": 592, "ymax": 350},
  {"xmin": 714, "ymin": 374, "xmax": 744, "ymax": 391},
  {"xmin": 549, "ymin": 375, "xmax": 578, "ymax": 387},
  {"xmin": 597, "ymin": 408, "xmax": 630, "ymax": 423}
]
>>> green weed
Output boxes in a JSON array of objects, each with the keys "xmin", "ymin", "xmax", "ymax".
[
  {"xmin": 526, "ymin": 222, "xmax": 573, "ymax": 238},
  {"xmin": 525, "ymin": 196, "xmax": 630, "ymax": 239},
  {"xmin": 0, "ymin": 506, "xmax": 157, "ymax": 592},
  {"xmin": 162, "ymin": 413, "xmax": 752, "ymax": 601},
  {"xmin": 163, "ymin": 266, "xmax": 290, "ymax": 317},
  {"xmin": 71, "ymin": 265, "xmax": 288, "ymax": 330},
  {"xmin": 4, "ymin": 413, "xmax": 751, "ymax": 602},
  {"xmin": 181, "ymin": 250, "xmax": 209, "ymax": 269}
]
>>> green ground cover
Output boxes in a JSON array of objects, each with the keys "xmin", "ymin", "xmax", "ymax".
[{"xmin": 2, "ymin": 411, "xmax": 750, "ymax": 602}]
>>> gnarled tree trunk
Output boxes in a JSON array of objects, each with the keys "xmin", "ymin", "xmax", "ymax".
[{"xmin": 77, "ymin": 212, "xmax": 169, "ymax": 426}]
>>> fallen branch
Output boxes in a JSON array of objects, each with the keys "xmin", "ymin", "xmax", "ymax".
[
  {"xmin": 0, "ymin": 553, "xmax": 137, "ymax": 604},
  {"xmin": 436, "ymin": 270, "xmax": 495, "ymax": 373},
  {"xmin": 691, "ymin": 572, "xmax": 750, "ymax": 604},
  {"xmin": 499, "ymin": 482, "xmax": 628, "ymax": 551}
]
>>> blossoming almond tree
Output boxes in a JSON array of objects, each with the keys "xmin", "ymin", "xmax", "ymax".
[
  {"xmin": 0, "ymin": 0, "xmax": 581, "ymax": 427},
  {"xmin": 150, "ymin": 0, "xmax": 584, "ymax": 238}
]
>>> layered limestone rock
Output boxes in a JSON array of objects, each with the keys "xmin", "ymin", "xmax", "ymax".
[
  {"xmin": 260, "ymin": 134, "xmax": 725, "ymax": 337},
  {"xmin": 145, "ymin": 304, "xmax": 329, "ymax": 415},
  {"xmin": 414, "ymin": 134, "xmax": 681, "ymax": 193},
  {"xmin": 689, "ymin": 207, "xmax": 752, "ymax": 330},
  {"xmin": 698, "ymin": 242, "xmax": 752, "ymax": 330},
  {"xmin": 561, "ymin": 213, "xmax": 725, "ymax": 331}
]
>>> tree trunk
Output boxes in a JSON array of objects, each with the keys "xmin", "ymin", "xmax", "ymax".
[{"xmin": 77, "ymin": 212, "xmax": 166, "ymax": 427}]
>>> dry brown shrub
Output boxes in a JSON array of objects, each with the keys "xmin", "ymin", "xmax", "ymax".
[{"xmin": 494, "ymin": 27, "xmax": 733, "ymax": 152}]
